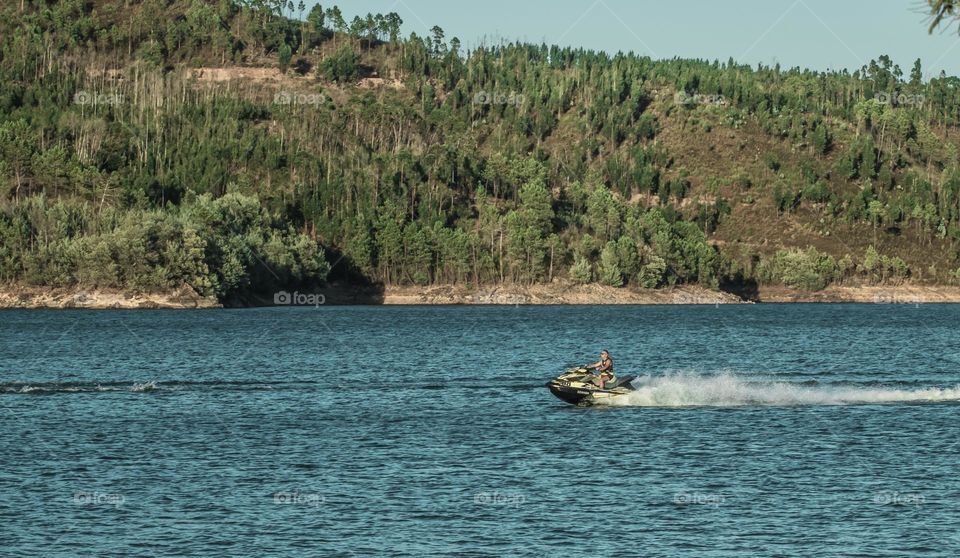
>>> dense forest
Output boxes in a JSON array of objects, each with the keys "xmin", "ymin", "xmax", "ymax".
[{"xmin": 2, "ymin": 0, "xmax": 960, "ymax": 302}]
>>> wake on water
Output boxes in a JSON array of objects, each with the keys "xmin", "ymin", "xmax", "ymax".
[
  {"xmin": 603, "ymin": 373, "xmax": 960, "ymax": 407},
  {"xmin": 4, "ymin": 381, "xmax": 159, "ymax": 394},
  {"xmin": 4, "ymin": 375, "xmax": 960, "ymax": 406}
]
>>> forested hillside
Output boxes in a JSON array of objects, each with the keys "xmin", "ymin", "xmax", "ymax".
[{"xmin": 2, "ymin": 0, "xmax": 960, "ymax": 303}]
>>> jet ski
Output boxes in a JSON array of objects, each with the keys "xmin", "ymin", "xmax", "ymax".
[{"xmin": 546, "ymin": 367, "xmax": 636, "ymax": 406}]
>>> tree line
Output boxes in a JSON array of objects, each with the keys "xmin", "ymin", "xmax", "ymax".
[{"xmin": 1, "ymin": 0, "xmax": 959, "ymax": 301}]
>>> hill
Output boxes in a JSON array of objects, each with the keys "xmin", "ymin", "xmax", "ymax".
[{"xmin": 2, "ymin": 0, "xmax": 960, "ymax": 304}]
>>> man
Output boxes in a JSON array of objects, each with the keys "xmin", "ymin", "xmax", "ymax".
[{"xmin": 586, "ymin": 350, "xmax": 615, "ymax": 389}]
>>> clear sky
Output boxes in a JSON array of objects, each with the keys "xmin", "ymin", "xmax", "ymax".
[{"xmin": 303, "ymin": 0, "xmax": 960, "ymax": 79}]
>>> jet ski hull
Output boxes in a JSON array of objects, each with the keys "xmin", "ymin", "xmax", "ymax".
[
  {"xmin": 547, "ymin": 382, "xmax": 594, "ymax": 405},
  {"xmin": 546, "ymin": 368, "xmax": 636, "ymax": 406}
]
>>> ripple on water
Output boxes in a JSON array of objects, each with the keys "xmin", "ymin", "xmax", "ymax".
[{"xmin": 1, "ymin": 305, "xmax": 959, "ymax": 556}]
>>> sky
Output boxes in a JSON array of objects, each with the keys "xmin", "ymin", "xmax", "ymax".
[{"xmin": 303, "ymin": 0, "xmax": 960, "ymax": 79}]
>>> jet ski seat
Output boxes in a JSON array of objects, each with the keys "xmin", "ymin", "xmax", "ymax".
[{"xmin": 604, "ymin": 375, "xmax": 635, "ymax": 390}]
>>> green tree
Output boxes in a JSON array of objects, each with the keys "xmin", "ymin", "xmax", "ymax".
[
  {"xmin": 812, "ymin": 122, "xmax": 831, "ymax": 156},
  {"xmin": 278, "ymin": 42, "xmax": 292, "ymax": 73},
  {"xmin": 430, "ymin": 25, "xmax": 446, "ymax": 55},
  {"xmin": 319, "ymin": 45, "xmax": 359, "ymax": 82},
  {"xmin": 910, "ymin": 58, "xmax": 923, "ymax": 86},
  {"xmin": 307, "ymin": 4, "xmax": 325, "ymax": 35},
  {"xmin": 569, "ymin": 256, "xmax": 592, "ymax": 284},
  {"xmin": 384, "ymin": 13, "xmax": 403, "ymax": 43},
  {"xmin": 0, "ymin": 120, "xmax": 35, "ymax": 199},
  {"xmin": 637, "ymin": 255, "xmax": 666, "ymax": 288},
  {"xmin": 599, "ymin": 241, "xmax": 623, "ymax": 287}
]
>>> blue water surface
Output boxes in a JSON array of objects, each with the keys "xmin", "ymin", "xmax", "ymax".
[{"xmin": 1, "ymin": 304, "xmax": 959, "ymax": 557}]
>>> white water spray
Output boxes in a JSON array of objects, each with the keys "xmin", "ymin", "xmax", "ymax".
[{"xmin": 604, "ymin": 373, "xmax": 960, "ymax": 407}]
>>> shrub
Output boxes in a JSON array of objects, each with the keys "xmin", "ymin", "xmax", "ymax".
[
  {"xmin": 802, "ymin": 180, "xmax": 832, "ymax": 203},
  {"xmin": 569, "ymin": 256, "xmax": 592, "ymax": 284},
  {"xmin": 773, "ymin": 184, "xmax": 800, "ymax": 213},
  {"xmin": 635, "ymin": 113, "xmax": 658, "ymax": 140},
  {"xmin": 319, "ymin": 45, "xmax": 360, "ymax": 82},
  {"xmin": 760, "ymin": 247, "xmax": 838, "ymax": 291},
  {"xmin": 861, "ymin": 246, "xmax": 910, "ymax": 284},
  {"xmin": 278, "ymin": 43, "xmax": 292, "ymax": 73},
  {"xmin": 636, "ymin": 255, "xmax": 666, "ymax": 288},
  {"xmin": 599, "ymin": 241, "xmax": 623, "ymax": 287}
]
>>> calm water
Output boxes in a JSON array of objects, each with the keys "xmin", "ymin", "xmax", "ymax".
[{"xmin": 2, "ymin": 304, "xmax": 960, "ymax": 557}]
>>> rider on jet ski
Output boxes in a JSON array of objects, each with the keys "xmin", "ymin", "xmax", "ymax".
[{"xmin": 587, "ymin": 350, "xmax": 615, "ymax": 389}]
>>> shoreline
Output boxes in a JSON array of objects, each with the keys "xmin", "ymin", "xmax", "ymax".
[
  {"xmin": 749, "ymin": 284, "xmax": 960, "ymax": 304},
  {"xmin": 0, "ymin": 286, "xmax": 221, "ymax": 309},
  {"xmin": 376, "ymin": 284, "xmax": 960, "ymax": 305},
  {"xmin": 2, "ymin": 283, "xmax": 960, "ymax": 309}
]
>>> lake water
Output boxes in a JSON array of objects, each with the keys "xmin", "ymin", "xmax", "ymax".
[{"xmin": 2, "ymin": 304, "xmax": 960, "ymax": 557}]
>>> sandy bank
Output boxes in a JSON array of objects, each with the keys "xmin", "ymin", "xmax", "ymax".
[
  {"xmin": 375, "ymin": 284, "xmax": 744, "ymax": 305},
  {"xmin": 0, "ymin": 285, "xmax": 220, "ymax": 309},
  {"xmin": 755, "ymin": 284, "xmax": 960, "ymax": 304},
  {"xmin": 3, "ymin": 282, "xmax": 960, "ymax": 309}
]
